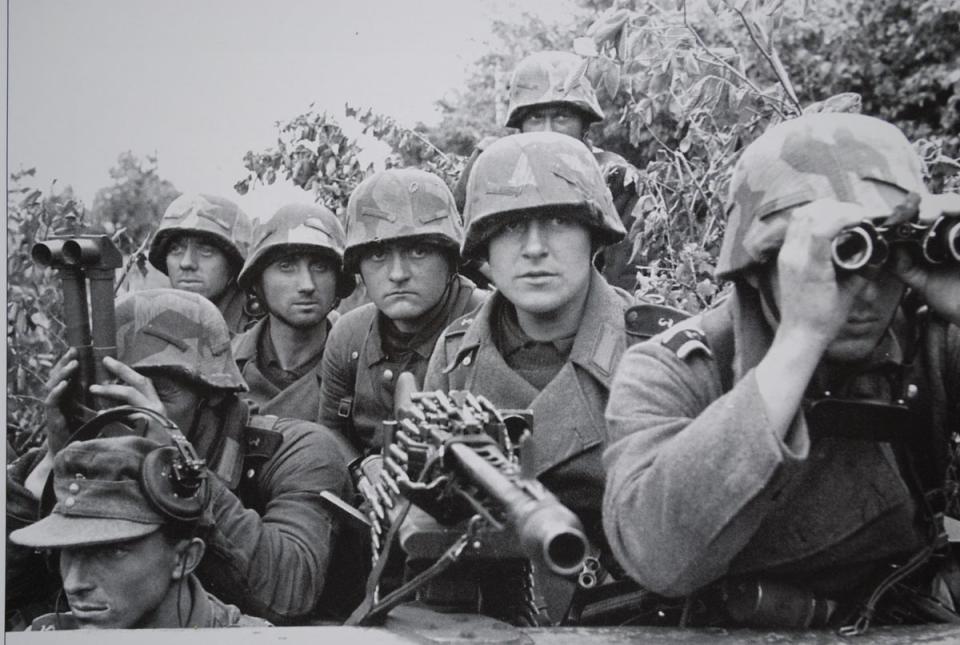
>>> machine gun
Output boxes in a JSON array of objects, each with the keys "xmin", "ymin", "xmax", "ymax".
[
  {"xmin": 348, "ymin": 373, "xmax": 589, "ymax": 626},
  {"xmin": 31, "ymin": 221, "xmax": 123, "ymax": 431}
]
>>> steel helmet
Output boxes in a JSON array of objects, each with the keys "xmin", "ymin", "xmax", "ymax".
[
  {"xmin": 115, "ymin": 288, "xmax": 247, "ymax": 392},
  {"xmin": 505, "ymin": 51, "xmax": 604, "ymax": 129},
  {"xmin": 237, "ymin": 203, "xmax": 356, "ymax": 298},
  {"xmin": 716, "ymin": 113, "xmax": 927, "ymax": 279},
  {"xmin": 148, "ymin": 193, "xmax": 253, "ymax": 276},
  {"xmin": 343, "ymin": 168, "xmax": 464, "ymax": 273},
  {"xmin": 461, "ymin": 132, "xmax": 625, "ymax": 260}
]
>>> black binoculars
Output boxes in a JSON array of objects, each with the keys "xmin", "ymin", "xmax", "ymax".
[
  {"xmin": 831, "ymin": 214, "xmax": 960, "ymax": 272},
  {"xmin": 32, "ymin": 232, "xmax": 123, "ymax": 418}
]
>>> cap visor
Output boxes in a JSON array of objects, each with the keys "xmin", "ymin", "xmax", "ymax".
[{"xmin": 10, "ymin": 514, "xmax": 161, "ymax": 549}]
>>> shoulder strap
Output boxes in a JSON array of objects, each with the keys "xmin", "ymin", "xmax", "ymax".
[
  {"xmin": 244, "ymin": 414, "xmax": 283, "ymax": 461},
  {"xmin": 624, "ymin": 303, "xmax": 690, "ymax": 345}
]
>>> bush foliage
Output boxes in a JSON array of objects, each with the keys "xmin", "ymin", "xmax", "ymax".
[{"xmin": 9, "ymin": 0, "xmax": 960, "ymax": 448}]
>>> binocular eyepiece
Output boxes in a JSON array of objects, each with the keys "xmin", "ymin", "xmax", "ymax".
[
  {"xmin": 31, "ymin": 236, "xmax": 123, "ymax": 270},
  {"xmin": 831, "ymin": 215, "xmax": 960, "ymax": 272}
]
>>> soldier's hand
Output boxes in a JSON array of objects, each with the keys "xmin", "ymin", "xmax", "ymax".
[
  {"xmin": 88, "ymin": 356, "xmax": 168, "ymax": 417},
  {"xmin": 890, "ymin": 193, "xmax": 960, "ymax": 325},
  {"xmin": 43, "ymin": 348, "xmax": 78, "ymax": 455},
  {"xmin": 775, "ymin": 199, "xmax": 871, "ymax": 348}
]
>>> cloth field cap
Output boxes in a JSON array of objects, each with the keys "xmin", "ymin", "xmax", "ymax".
[{"xmin": 10, "ymin": 436, "xmax": 174, "ymax": 549}]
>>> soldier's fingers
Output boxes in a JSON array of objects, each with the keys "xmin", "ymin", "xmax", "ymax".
[
  {"xmin": 102, "ymin": 357, "xmax": 158, "ymax": 396},
  {"xmin": 44, "ymin": 359, "xmax": 78, "ymax": 391},
  {"xmin": 88, "ymin": 382, "xmax": 153, "ymax": 408},
  {"xmin": 919, "ymin": 193, "xmax": 960, "ymax": 222},
  {"xmin": 43, "ymin": 379, "xmax": 70, "ymax": 410}
]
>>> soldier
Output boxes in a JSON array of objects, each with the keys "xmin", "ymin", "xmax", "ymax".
[
  {"xmin": 603, "ymin": 114, "xmax": 960, "ymax": 629},
  {"xmin": 453, "ymin": 51, "xmax": 642, "ymax": 290},
  {"xmin": 232, "ymin": 204, "xmax": 355, "ymax": 421},
  {"xmin": 9, "ymin": 436, "xmax": 269, "ymax": 630},
  {"xmin": 11, "ymin": 289, "xmax": 362, "ymax": 625},
  {"xmin": 148, "ymin": 193, "xmax": 258, "ymax": 335},
  {"xmin": 319, "ymin": 168, "xmax": 487, "ymax": 455},
  {"xmin": 425, "ymin": 132, "xmax": 637, "ymax": 568}
]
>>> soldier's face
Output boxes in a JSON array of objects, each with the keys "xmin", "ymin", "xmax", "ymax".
[
  {"xmin": 60, "ymin": 532, "xmax": 181, "ymax": 629},
  {"xmin": 359, "ymin": 241, "xmax": 451, "ymax": 333},
  {"xmin": 260, "ymin": 252, "xmax": 338, "ymax": 330},
  {"xmin": 165, "ymin": 234, "xmax": 234, "ymax": 303},
  {"xmin": 520, "ymin": 106, "xmax": 586, "ymax": 139},
  {"xmin": 487, "ymin": 214, "xmax": 593, "ymax": 323},
  {"xmin": 148, "ymin": 374, "xmax": 203, "ymax": 433}
]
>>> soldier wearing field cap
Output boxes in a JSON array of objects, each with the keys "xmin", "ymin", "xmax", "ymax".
[
  {"xmin": 10, "ymin": 436, "xmax": 269, "ymax": 630},
  {"xmin": 232, "ymin": 204, "xmax": 355, "ymax": 421},
  {"xmin": 453, "ymin": 51, "xmax": 643, "ymax": 290},
  {"xmin": 604, "ymin": 113, "xmax": 960, "ymax": 629},
  {"xmin": 148, "ymin": 193, "xmax": 258, "ymax": 335},
  {"xmin": 319, "ymin": 168, "xmax": 487, "ymax": 455},
  {"xmin": 8, "ymin": 289, "xmax": 361, "ymax": 625}
]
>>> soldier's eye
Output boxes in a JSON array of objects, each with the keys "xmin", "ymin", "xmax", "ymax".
[
  {"xmin": 408, "ymin": 245, "xmax": 430, "ymax": 259},
  {"xmin": 197, "ymin": 244, "xmax": 217, "ymax": 257},
  {"xmin": 167, "ymin": 241, "xmax": 186, "ymax": 255},
  {"xmin": 309, "ymin": 261, "xmax": 331, "ymax": 273},
  {"xmin": 503, "ymin": 220, "xmax": 526, "ymax": 234},
  {"xmin": 367, "ymin": 249, "xmax": 387, "ymax": 262}
]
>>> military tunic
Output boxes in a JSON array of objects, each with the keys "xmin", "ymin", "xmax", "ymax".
[
  {"xmin": 319, "ymin": 275, "xmax": 486, "ymax": 455},
  {"xmin": 199, "ymin": 413, "xmax": 363, "ymax": 624},
  {"xmin": 232, "ymin": 315, "xmax": 335, "ymax": 422},
  {"xmin": 603, "ymin": 291, "xmax": 960, "ymax": 601},
  {"xmin": 424, "ymin": 270, "xmax": 637, "ymax": 544}
]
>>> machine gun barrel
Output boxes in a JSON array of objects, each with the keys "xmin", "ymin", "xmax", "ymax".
[{"xmin": 444, "ymin": 440, "xmax": 588, "ymax": 577}]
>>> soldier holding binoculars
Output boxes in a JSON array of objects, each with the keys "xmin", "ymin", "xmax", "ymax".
[{"xmin": 603, "ymin": 113, "xmax": 960, "ymax": 629}]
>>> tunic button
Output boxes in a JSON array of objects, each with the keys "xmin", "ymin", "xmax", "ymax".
[
  {"xmin": 246, "ymin": 468, "xmax": 256, "ymax": 479},
  {"xmin": 462, "ymin": 356, "xmax": 472, "ymax": 366},
  {"xmin": 383, "ymin": 369, "xmax": 394, "ymax": 382},
  {"xmin": 351, "ymin": 351, "xmax": 359, "ymax": 360},
  {"xmin": 906, "ymin": 384, "xmax": 919, "ymax": 400},
  {"xmin": 64, "ymin": 497, "xmax": 76, "ymax": 508},
  {"xmin": 68, "ymin": 483, "xmax": 80, "ymax": 493}
]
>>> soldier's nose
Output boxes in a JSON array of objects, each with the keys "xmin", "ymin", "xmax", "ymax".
[{"xmin": 60, "ymin": 551, "xmax": 96, "ymax": 595}]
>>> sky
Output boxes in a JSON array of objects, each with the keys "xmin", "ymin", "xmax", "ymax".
[{"xmin": 7, "ymin": 0, "xmax": 575, "ymax": 218}]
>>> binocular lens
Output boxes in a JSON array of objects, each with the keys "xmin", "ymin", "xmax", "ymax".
[
  {"xmin": 922, "ymin": 217, "xmax": 960, "ymax": 264},
  {"xmin": 831, "ymin": 226, "xmax": 877, "ymax": 271},
  {"xmin": 31, "ymin": 243, "xmax": 55, "ymax": 267}
]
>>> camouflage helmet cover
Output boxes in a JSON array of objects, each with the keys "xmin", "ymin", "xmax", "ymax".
[
  {"xmin": 237, "ymin": 203, "xmax": 356, "ymax": 298},
  {"xmin": 148, "ymin": 193, "xmax": 253, "ymax": 276},
  {"xmin": 343, "ymin": 168, "xmax": 464, "ymax": 273},
  {"xmin": 115, "ymin": 288, "xmax": 247, "ymax": 392},
  {"xmin": 461, "ymin": 131, "xmax": 626, "ymax": 260},
  {"xmin": 717, "ymin": 113, "xmax": 926, "ymax": 279},
  {"xmin": 505, "ymin": 51, "xmax": 604, "ymax": 129}
]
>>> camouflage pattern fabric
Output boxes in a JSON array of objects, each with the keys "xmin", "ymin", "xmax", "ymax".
[
  {"xmin": 461, "ymin": 132, "xmax": 625, "ymax": 260},
  {"xmin": 343, "ymin": 168, "xmax": 464, "ymax": 272},
  {"xmin": 237, "ymin": 203, "xmax": 355, "ymax": 298},
  {"xmin": 717, "ymin": 113, "xmax": 928, "ymax": 279},
  {"xmin": 115, "ymin": 288, "xmax": 247, "ymax": 391},
  {"xmin": 148, "ymin": 193, "xmax": 253, "ymax": 275},
  {"xmin": 505, "ymin": 51, "xmax": 604, "ymax": 129}
]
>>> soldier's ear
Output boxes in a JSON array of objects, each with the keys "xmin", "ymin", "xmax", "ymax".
[{"xmin": 171, "ymin": 537, "xmax": 205, "ymax": 580}]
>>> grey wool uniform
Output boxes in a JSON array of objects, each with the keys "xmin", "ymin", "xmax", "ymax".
[
  {"xmin": 425, "ymin": 270, "xmax": 637, "ymax": 545},
  {"xmin": 319, "ymin": 275, "xmax": 486, "ymax": 454}
]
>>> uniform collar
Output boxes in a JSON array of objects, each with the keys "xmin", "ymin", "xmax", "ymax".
[
  {"xmin": 231, "ymin": 316, "xmax": 267, "ymax": 363},
  {"xmin": 451, "ymin": 270, "xmax": 631, "ymax": 388},
  {"xmin": 365, "ymin": 275, "xmax": 473, "ymax": 367}
]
